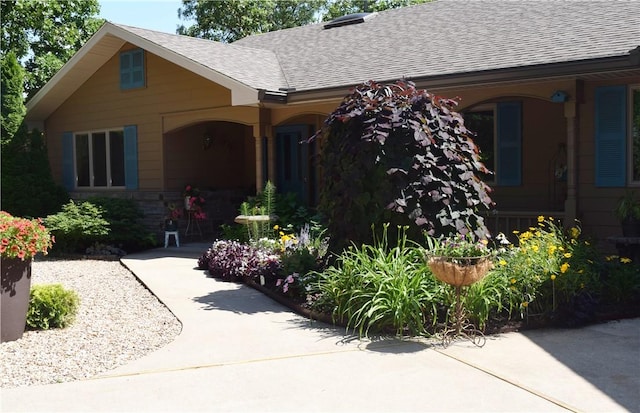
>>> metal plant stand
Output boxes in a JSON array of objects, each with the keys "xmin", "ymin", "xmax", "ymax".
[{"xmin": 427, "ymin": 255, "xmax": 492, "ymax": 348}]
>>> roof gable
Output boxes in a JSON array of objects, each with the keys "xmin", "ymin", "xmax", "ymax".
[{"xmin": 26, "ymin": 22, "xmax": 287, "ymax": 121}]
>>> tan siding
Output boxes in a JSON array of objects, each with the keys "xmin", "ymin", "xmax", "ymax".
[
  {"xmin": 577, "ymin": 74, "xmax": 640, "ymax": 243},
  {"xmin": 45, "ymin": 44, "xmax": 233, "ymax": 190}
]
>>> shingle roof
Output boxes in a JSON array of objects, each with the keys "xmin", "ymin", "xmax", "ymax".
[
  {"xmin": 233, "ymin": 0, "xmax": 640, "ymax": 91},
  {"xmin": 115, "ymin": 24, "xmax": 289, "ymax": 91}
]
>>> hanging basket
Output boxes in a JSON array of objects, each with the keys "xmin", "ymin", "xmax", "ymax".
[{"xmin": 427, "ymin": 255, "xmax": 492, "ymax": 287}]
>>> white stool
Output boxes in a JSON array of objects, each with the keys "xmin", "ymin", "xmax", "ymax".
[{"xmin": 164, "ymin": 231, "xmax": 180, "ymax": 248}]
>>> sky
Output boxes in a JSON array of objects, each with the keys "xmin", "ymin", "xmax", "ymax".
[{"xmin": 98, "ymin": 0, "xmax": 190, "ymax": 33}]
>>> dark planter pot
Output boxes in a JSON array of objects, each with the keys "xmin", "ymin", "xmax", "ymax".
[
  {"xmin": 621, "ymin": 218, "xmax": 640, "ymax": 237},
  {"xmin": 1, "ymin": 258, "xmax": 32, "ymax": 342}
]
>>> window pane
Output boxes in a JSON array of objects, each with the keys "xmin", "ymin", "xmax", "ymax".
[
  {"xmin": 110, "ymin": 131, "xmax": 125, "ymax": 186},
  {"xmin": 464, "ymin": 110, "xmax": 495, "ymax": 179},
  {"xmin": 75, "ymin": 134, "xmax": 90, "ymax": 187},
  {"xmin": 632, "ymin": 89, "xmax": 640, "ymax": 182},
  {"xmin": 92, "ymin": 133, "xmax": 107, "ymax": 187}
]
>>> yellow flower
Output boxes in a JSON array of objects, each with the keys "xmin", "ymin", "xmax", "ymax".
[
  {"xmin": 620, "ymin": 257, "xmax": 632, "ymax": 264},
  {"xmin": 522, "ymin": 302, "xmax": 529, "ymax": 308},
  {"xmin": 550, "ymin": 274, "xmax": 556, "ymax": 280},
  {"xmin": 510, "ymin": 278, "xmax": 516, "ymax": 284},
  {"xmin": 532, "ymin": 245, "xmax": 539, "ymax": 252},
  {"xmin": 570, "ymin": 227, "xmax": 580, "ymax": 239},
  {"xmin": 499, "ymin": 259, "xmax": 507, "ymax": 266},
  {"xmin": 273, "ymin": 225, "xmax": 279, "ymax": 230},
  {"xmin": 480, "ymin": 239, "xmax": 488, "ymax": 245},
  {"xmin": 549, "ymin": 217, "xmax": 555, "ymax": 221},
  {"xmin": 279, "ymin": 231, "xmax": 284, "ymax": 236},
  {"xmin": 513, "ymin": 230, "xmax": 520, "ymax": 234},
  {"xmin": 548, "ymin": 245, "xmax": 557, "ymax": 255},
  {"xmin": 560, "ymin": 263, "xmax": 570, "ymax": 273},
  {"xmin": 537, "ymin": 215, "xmax": 545, "ymax": 223},
  {"xmin": 510, "ymin": 286, "xmax": 516, "ymax": 291},
  {"xmin": 563, "ymin": 253, "xmax": 572, "ymax": 258},
  {"xmin": 605, "ymin": 255, "xmax": 618, "ymax": 262}
]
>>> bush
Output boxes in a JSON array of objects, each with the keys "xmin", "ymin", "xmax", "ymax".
[
  {"xmin": 314, "ymin": 80, "xmax": 493, "ymax": 253},
  {"xmin": 26, "ymin": 284, "xmax": 80, "ymax": 330},
  {"xmin": 87, "ymin": 197, "xmax": 157, "ymax": 252},
  {"xmin": 44, "ymin": 200, "xmax": 110, "ymax": 253},
  {"xmin": 314, "ymin": 225, "xmax": 445, "ymax": 337},
  {"xmin": 198, "ymin": 240, "xmax": 281, "ymax": 283}
]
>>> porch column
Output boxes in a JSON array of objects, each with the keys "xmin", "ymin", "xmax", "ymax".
[
  {"xmin": 564, "ymin": 101, "xmax": 578, "ymax": 227},
  {"xmin": 253, "ymin": 124, "xmax": 264, "ymax": 193},
  {"xmin": 266, "ymin": 126, "xmax": 276, "ymax": 186}
]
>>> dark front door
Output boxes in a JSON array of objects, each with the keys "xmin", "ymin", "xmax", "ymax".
[{"xmin": 276, "ymin": 125, "xmax": 315, "ymax": 205}]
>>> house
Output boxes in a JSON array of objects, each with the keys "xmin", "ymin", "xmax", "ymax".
[{"xmin": 24, "ymin": 0, "xmax": 640, "ymax": 245}]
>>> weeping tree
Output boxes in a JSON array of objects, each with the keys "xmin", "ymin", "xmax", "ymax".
[{"xmin": 313, "ymin": 80, "xmax": 494, "ymax": 252}]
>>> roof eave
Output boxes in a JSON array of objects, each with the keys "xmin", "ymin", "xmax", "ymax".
[{"xmin": 285, "ymin": 53, "xmax": 640, "ymax": 104}]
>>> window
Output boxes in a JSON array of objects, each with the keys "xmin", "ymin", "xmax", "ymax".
[
  {"xmin": 62, "ymin": 126, "xmax": 137, "ymax": 190},
  {"xmin": 120, "ymin": 49, "xmax": 145, "ymax": 90},
  {"xmin": 463, "ymin": 101, "xmax": 522, "ymax": 186},
  {"xmin": 630, "ymin": 87, "xmax": 640, "ymax": 184},
  {"xmin": 464, "ymin": 107, "xmax": 495, "ymax": 181},
  {"xmin": 74, "ymin": 130, "xmax": 126, "ymax": 188}
]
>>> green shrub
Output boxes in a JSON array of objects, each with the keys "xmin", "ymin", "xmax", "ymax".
[
  {"xmin": 600, "ymin": 255, "xmax": 640, "ymax": 304},
  {"xmin": 87, "ymin": 197, "xmax": 157, "ymax": 252},
  {"xmin": 44, "ymin": 200, "xmax": 110, "ymax": 253},
  {"xmin": 26, "ymin": 284, "xmax": 80, "ymax": 330},
  {"xmin": 314, "ymin": 225, "xmax": 445, "ymax": 337}
]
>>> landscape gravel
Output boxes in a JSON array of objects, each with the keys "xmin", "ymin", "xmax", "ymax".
[{"xmin": 0, "ymin": 258, "xmax": 182, "ymax": 388}]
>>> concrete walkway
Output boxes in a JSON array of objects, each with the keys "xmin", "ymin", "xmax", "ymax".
[{"xmin": 2, "ymin": 243, "xmax": 639, "ymax": 412}]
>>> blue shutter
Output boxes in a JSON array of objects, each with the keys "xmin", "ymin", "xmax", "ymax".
[
  {"xmin": 123, "ymin": 125, "xmax": 138, "ymax": 189},
  {"xmin": 130, "ymin": 49, "xmax": 145, "ymax": 88},
  {"xmin": 62, "ymin": 132, "xmax": 75, "ymax": 190},
  {"xmin": 497, "ymin": 101, "xmax": 522, "ymax": 186},
  {"xmin": 120, "ymin": 49, "xmax": 144, "ymax": 90},
  {"xmin": 595, "ymin": 85, "xmax": 627, "ymax": 187}
]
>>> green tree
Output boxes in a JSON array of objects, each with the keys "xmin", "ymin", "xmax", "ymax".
[
  {"xmin": 1, "ymin": 0, "xmax": 103, "ymax": 98},
  {"xmin": 178, "ymin": 0, "xmax": 430, "ymax": 43},
  {"xmin": 1, "ymin": 51, "xmax": 25, "ymax": 143},
  {"xmin": 1, "ymin": 42, "xmax": 67, "ymax": 218},
  {"xmin": 178, "ymin": 0, "xmax": 326, "ymax": 43},
  {"xmin": 323, "ymin": 0, "xmax": 430, "ymax": 20}
]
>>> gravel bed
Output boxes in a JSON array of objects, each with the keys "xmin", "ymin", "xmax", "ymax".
[{"xmin": 0, "ymin": 259, "xmax": 182, "ymax": 388}]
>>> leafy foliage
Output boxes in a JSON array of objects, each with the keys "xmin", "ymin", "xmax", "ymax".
[
  {"xmin": 314, "ymin": 225, "xmax": 445, "ymax": 337},
  {"xmin": 178, "ymin": 0, "xmax": 429, "ymax": 43},
  {"xmin": 87, "ymin": 197, "xmax": 157, "ymax": 252},
  {"xmin": 1, "ymin": 52, "xmax": 25, "ymax": 141},
  {"xmin": 314, "ymin": 80, "xmax": 494, "ymax": 252},
  {"xmin": 26, "ymin": 284, "xmax": 80, "ymax": 330},
  {"xmin": 1, "ymin": 46, "xmax": 68, "ymax": 219},
  {"xmin": 323, "ymin": 0, "xmax": 430, "ymax": 20},
  {"xmin": 178, "ymin": 0, "xmax": 324, "ymax": 43},
  {"xmin": 197, "ymin": 240, "xmax": 281, "ymax": 283},
  {"xmin": 44, "ymin": 200, "xmax": 110, "ymax": 253},
  {"xmin": 1, "ymin": 127, "xmax": 69, "ymax": 218},
  {"xmin": 1, "ymin": 0, "xmax": 103, "ymax": 98}
]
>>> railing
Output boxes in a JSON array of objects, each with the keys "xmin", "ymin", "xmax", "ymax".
[{"xmin": 483, "ymin": 210, "xmax": 565, "ymax": 241}]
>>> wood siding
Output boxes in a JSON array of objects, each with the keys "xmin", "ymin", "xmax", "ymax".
[{"xmin": 45, "ymin": 44, "xmax": 234, "ymax": 191}]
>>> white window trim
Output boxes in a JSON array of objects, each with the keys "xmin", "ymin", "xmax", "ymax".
[
  {"xmin": 629, "ymin": 84, "xmax": 640, "ymax": 186},
  {"xmin": 73, "ymin": 128, "xmax": 126, "ymax": 189}
]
